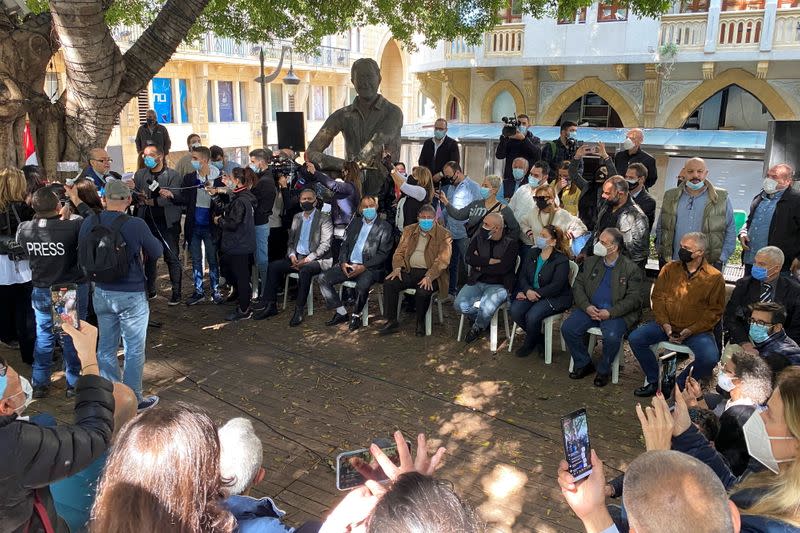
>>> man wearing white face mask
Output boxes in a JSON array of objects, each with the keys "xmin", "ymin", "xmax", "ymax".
[
  {"xmin": 740, "ymin": 163, "xmax": 800, "ymax": 277},
  {"xmin": 613, "ymin": 128, "xmax": 657, "ymax": 189},
  {"xmin": 655, "ymin": 157, "xmax": 736, "ymax": 270},
  {"xmin": 0, "ymin": 322, "xmax": 115, "ymax": 533}
]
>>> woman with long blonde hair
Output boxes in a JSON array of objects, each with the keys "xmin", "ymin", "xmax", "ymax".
[
  {"xmin": 385, "ymin": 162, "xmax": 435, "ymax": 228},
  {"xmin": 0, "ymin": 167, "xmax": 35, "ymax": 364}
]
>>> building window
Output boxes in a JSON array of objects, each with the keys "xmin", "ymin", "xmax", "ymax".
[
  {"xmin": 238, "ymin": 82, "xmax": 248, "ymax": 122},
  {"xmin": 45, "ymin": 72, "xmax": 60, "ymax": 103},
  {"xmin": 598, "ymin": 1, "xmax": 628, "ymax": 21},
  {"xmin": 558, "ymin": 92, "xmax": 624, "ymax": 128},
  {"xmin": 500, "ymin": 0, "xmax": 523, "ymax": 23},
  {"xmin": 206, "ymin": 81, "xmax": 215, "ymax": 123},
  {"xmin": 217, "ymin": 81, "xmax": 234, "ymax": 122},
  {"xmin": 723, "ymin": 0, "xmax": 765, "ymax": 9},
  {"xmin": 307, "ymin": 86, "xmax": 327, "ymax": 121},
  {"xmin": 270, "ymin": 84, "xmax": 284, "ymax": 121},
  {"xmin": 680, "ymin": 0, "xmax": 709, "ymax": 12},
  {"xmin": 448, "ymin": 97, "xmax": 459, "ymax": 121},
  {"xmin": 777, "ymin": 0, "xmax": 799, "ymax": 6},
  {"xmin": 349, "ymin": 28, "xmax": 361, "ymax": 52},
  {"xmin": 558, "ymin": 7, "xmax": 587, "ymax": 24},
  {"xmin": 347, "ymin": 87, "xmax": 357, "ymax": 105},
  {"xmin": 177, "ymin": 79, "xmax": 189, "ymax": 123}
]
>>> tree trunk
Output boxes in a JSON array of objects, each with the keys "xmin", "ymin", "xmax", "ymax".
[{"xmin": 0, "ymin": 0, "xmax": 209, "ymax": 178}]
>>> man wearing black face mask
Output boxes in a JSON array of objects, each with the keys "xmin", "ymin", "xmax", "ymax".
[
  {"xmin": 134, "ymin": 109, "xmax": 172, "ymax": 156},
  {"xmin": 581, "ymin": 176, "xmax": 649, "ymax": 271},
  {"xmin": 454, "ymin": 213, "xmax": 518, "ymax": 344}
]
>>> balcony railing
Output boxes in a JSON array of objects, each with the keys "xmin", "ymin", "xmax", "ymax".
[
  {"xmin": 717, "ymin": 9, "xmax": 764, "ymax": 47},
  {"xmin": 445, "ymin": 37, "xmax": 475, "ymax": 59},
  {"xmin": 774, "ymin": 8, "xmax": 800, "ymax": 46},
  {"xmin": 484, "ymin": 24, "xmax": 524, "ymax": 56},
  {"xmin": 111, "ymin": 26, "xmax": 350, "ymax": 69},
  {"xmin": 659, "ymin": 13, "xmax": 707, "ymax": 49}
]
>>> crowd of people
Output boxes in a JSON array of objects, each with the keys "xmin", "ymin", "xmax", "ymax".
[{"xmin": 2, "ymin": 99, "xmax": 800, "ymax": 531}]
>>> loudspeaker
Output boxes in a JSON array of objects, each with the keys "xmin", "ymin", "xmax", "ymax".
[
  {"xmin": 764, "ymin": 120, "xmax": 800, "ymax": 182},
  {"xmin": 276, "ymin": 112, "xmax": 306, "ymax": 152}
]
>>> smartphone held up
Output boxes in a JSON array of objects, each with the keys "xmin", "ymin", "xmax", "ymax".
[
  {"xmin": 335, "ymin": 439, "xmax": 409, "ymax": 491},
  {"xmin": 561, "ymin": 408, "xmax": 593, "ymax": 482},
  {"xmin": 50, "ymin": 283, "xmax": 79, "ymax": 334}
]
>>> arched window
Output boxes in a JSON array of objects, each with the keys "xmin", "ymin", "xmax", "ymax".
[
  {"xmin": 491, "ymin": 90, "xmax": 516, "ymax": 122},
  {"xmin": 557, "ymin": 92, "xmax": 623, "ymax": 127},
  {"xmin": 681, "ymin": 85, "xmax": 773, "ymax": 130},
  {"xmin": 448, "ymin": 96, "xmax": 460, "ymax": 121}
]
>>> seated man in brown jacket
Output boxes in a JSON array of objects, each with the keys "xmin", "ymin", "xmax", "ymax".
[
  {"xmin": 629, "ymin": 231, "xmax": 725, "ymax": 397},
  {"xmin": 380, "ymin": 204, "xmax": 452, "ymax": 336}
]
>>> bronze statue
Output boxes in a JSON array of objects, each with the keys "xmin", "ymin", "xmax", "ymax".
[{"xmin": 306, "ymin": 58, "xmax": 402, "ymax": 196}]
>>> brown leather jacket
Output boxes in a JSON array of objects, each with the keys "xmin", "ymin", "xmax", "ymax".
[{"xmin": 392, "ymin": 222, "xmax": 452, "ymax": 297}]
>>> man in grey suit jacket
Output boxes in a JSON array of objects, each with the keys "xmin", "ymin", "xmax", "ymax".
[
  {"xmin": 254, "ymin": 188, "xmax": 333, "ymax": 325},
  {"xmin": 318, "ymin": 196, "xmax": 394, "ymax": 331},
  {"xmin": 133, "ymin": 144, "xmax": 184, "ymax": 304}
]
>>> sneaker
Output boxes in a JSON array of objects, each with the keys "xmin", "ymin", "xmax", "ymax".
[
  {"xmin": 226, "ymin": 307, "xmax": 252, "ymax": 321},
  {"xmin": 65, "ymin": 386, "xmax": 76, "ymax": 399},
  {"xmin": 33, "ymin": 385, "xmax": 49, "ymax": 399},
  {"xmin": 212, "ymin": 291, "xmax": 225, "ymax": 305},
  {"xmin": 186, "ymin": 293, "xmax": 206, "ymax": 306},
  {"xmin": 137, "ymin": 395, "xmax": 160, "ymax": 412},
  {"xmin": 147, "ymin": 290, "xmax": 158, "ymax": 300},
  {"xmin": 168, "ymin": 293, "xmax": 181, "ymax": 306}
]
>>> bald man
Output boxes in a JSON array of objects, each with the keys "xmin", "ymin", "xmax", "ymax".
[
  {"xmin": 655, "ymin": 157, "xmax": 736, "ymax": 270},
  {"xmin": 454, "ymin": 212, "xmax": 519, "ymax": 344},
  {"xmin": 80, "ymin": 148, "xmax": 121, "ymax": 188},
  {"xmin": 614, "ymin": 128, "xmax": 658, "ymax": 189}
]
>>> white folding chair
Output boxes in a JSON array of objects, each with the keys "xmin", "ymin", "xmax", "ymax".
[
  {"xmin": 283, "ymin": 273, "xmax": 317, "ymax": 316},
  {"xmin": 645, "ymin": 284, "xmax": 696, "ymax": 384},
  {"xmin": 508, "ymin": 260, "xmax": 580, "ymax": 364},
  {"xmin": 568, "ymin": 326, "xmax": 622, "ymax": 384},
  {"xmin": 396, "ymin": 288, "xmax": 443, "ymax": 336},
  {"xmin": 337, "ymin": 280, "xmax": 384, "ymax": 326},
  {"xmin": 456, "ymin": 301, "xmax": 511, "ymax": 352}
]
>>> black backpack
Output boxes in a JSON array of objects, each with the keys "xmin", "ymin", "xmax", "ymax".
[{"xmin": 79, "ymin": 213, "xmax": 129, "ymax": 283}]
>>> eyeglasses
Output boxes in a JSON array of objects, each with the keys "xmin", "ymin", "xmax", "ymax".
[
  {"xmin": 0, "ymin": 357, "xmax": 7, "ymax": 377},
  {"xmin": 749, "ymin": 318, "xmax": 774, "ymax": 327},
  {"xmin": 91, "ymin": 158, "xmax": 113, "ymax": 163}
]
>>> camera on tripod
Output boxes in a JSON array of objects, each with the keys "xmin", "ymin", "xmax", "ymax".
[
  {"xmin": 268, "ymin": 153, "xmax": 297, "ymax": 178},
  {"xmin": 501, "ymin": 115, "xmax": 522, "ymax": 137}
]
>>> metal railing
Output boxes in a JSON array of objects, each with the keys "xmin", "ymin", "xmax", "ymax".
[{"xmin": 111, "ymin": 26, "xmax": 350, "ymax": 68}]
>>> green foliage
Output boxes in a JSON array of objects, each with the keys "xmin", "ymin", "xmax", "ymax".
[{"xmin": 24, "ymin": 0, "xmax": 673, "ymax": 52}]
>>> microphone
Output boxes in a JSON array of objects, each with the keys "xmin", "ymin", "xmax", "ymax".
[{"xmin": 146, "ymin": 179, "xmax": 161, "ymax": 195}]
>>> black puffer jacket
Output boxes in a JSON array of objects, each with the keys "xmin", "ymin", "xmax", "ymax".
[
  {"xmin": 219, "ymin": 188, "xmax": 257, "ymax": 255},
  {"xmin": 0, "ymin": 374, "xmax": 114, "ymax": 533}
]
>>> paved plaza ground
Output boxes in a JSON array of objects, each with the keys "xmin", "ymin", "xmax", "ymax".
[{"xmin": 6, "ymin": 279, "xmax": 656, "ymax": 533}]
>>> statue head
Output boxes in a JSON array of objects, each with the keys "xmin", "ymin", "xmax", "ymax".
[{"xmin": 351, "ymin": 58, "xmax": 381, "ymax": 101}]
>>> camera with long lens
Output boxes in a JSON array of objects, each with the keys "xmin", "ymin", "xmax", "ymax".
[
  {"xmin": 501, "ymin": 115, "xmax": 521, "ymax": 137},
  {"xmin": 268, "ymin": 153, "xmax": 297, "ymax": 177}
]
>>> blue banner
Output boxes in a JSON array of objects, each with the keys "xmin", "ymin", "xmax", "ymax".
[
  {"xmin": 152, "ymin": 78, "xmax": 173, "ymax": 124},
  {"xmin": 218, "ymin": 81, "xmax": 234, "ymax": 122},
  {"xmin": 178, "ymin": 79, "xmax": 189, "ymax": 123}
]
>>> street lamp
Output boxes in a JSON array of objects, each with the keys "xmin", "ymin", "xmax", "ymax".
[{"xmin": 256, "ymin": 45, "xmax": 301, "ymax": 149}]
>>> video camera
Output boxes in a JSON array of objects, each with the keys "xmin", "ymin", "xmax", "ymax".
[
  {"xmin": 268, "ymin": 153, "xmax": 298, "ymax": 178},
  {"xmin": 502, "ymin": 115, "xmax": 522, "ymax": 137}
]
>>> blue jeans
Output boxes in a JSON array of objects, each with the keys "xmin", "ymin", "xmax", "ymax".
[
  {"xmin": 189, "ymin": 226, "xmax": 220, "ymax": 294},
  {"xmin": 255, "ymin": 224, "xmax": 270, "ymax": 296},
  {"xmin": 628, "ymin": 320, "xmax": 720, "ymax": 386},
  {"xmin": 454, "ymin": 282, "xmax": 508, "ymax": 329},
  {"xmin": 510, "ymin": 297, "xmax": 566, "ymax": 350},
  {"xmin": 93, "ymin": 287, "xmax": 150, "ymax": 402},
  {"xmin": 31, "ymin": 284, "xmax": 89, "ymax": 389},
  {"xmin": 561, "ymin": 309, "xmax": 628, "ymax": 376},
  {"xmin": 447, "ymin": 238, "xmax": 469, "ymax": 295}
]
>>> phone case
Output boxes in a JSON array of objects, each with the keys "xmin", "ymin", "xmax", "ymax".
[{"xmin": 561, "ymin": 408, "xmax": 592, "ymax": 482}]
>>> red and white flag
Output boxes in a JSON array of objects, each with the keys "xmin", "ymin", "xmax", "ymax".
[{"xmin": 23, "ymin": 123, "xmax": 38, "ymax": 166}]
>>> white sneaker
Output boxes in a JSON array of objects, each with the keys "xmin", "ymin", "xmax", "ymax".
[{"xmin": 137, "ymin": 395, "xmax": 160, "ymax": 412}]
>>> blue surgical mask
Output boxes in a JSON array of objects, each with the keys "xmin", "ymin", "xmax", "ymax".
[
  {"xmin": 211, "ymin": 160, "xmax": 224, "ymax": 170},
  {"xmin": 249, "ymin": 163, "xmax": 260, "ymax": 173},
  {"xmin": 512, "ymin": 168, "xmax": 525, "ymax": 181},
  {"xmin": 685, "ymin": 179, "xmax": 705, "ymax": 191},
  {"xmin": 749, "ymin": 323, "xmax": 771, "ymax": 344},
  {"xmin": 433, "ymin": 129, "xmax": 446, "ymax": 140},
  {"xmin": 534, "ymin": 236, "xmax": 550, "ymax": 249},
  {"xmin": 568, "ymin": 131, "xmax": 578, "ymax": 140},
  {"xmin": 362, "ymin": 207, "xmax": 377, "ymax": 221},
  {"xmin": 479, "ymin": 187, "xmax": 491, "ymax": 200},
  {"xmin": 751, "ymin": 265, "xmax": 769, "ymax": 281},
  {"xmin": 419, "ymin": 219, "xmax": 434, "ymax": 232},
  {"xmin": 518, "ymin": 126, "xmax": 528, "ymax": 135},
  {"xmin": 143, "ymin": 156, "xmax": 157, "ymax": 169},
  {"xmin": 191, "ymin": 160, "xmax": 202, "ymax": 171},
  {"xmin": 528, "ymin": 176, "xmax": 541, "ymax": 186}
]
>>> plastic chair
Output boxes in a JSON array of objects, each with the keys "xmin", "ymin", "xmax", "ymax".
[
  {"xmin": 457, "ymin": 301, "xmax": 511, "ymax": 352},
  {"xmin": 568, "ymin": 327, "xmax": 622, "ymax": 384},
  {"xmin": 395, "ymin": 288, "xmax": 443, "ymax": 336},
  {"xmin": 283, "ymin": 273, "xmax": 316, "ymax": 316},
  {"xmin": 508, "ymin": 260, "xmax": 580, "ymax": 363},
  {"xmin": 337, "ymin": 280, "xmax": 384, "ymax": 326}
]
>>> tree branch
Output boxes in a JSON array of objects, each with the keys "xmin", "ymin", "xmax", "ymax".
[{"xmin": 118, "ymin": 0, "xmax": 210, "ymax": 100}]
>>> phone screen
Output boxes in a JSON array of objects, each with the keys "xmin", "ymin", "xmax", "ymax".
[
  {"xmin": 561, "ymin": 408, "xmax": 592, "ymax": 482},
  {"xmin": 658, "ymin": 352, "xmax": 678, "ymax": 397},
  {"xmin": 335, "ymin": 442, "xmax": 406, "ymax": 491},
  {"xmin": 51, "ymin": 284, "xmax": 79, "ymax": 334}
]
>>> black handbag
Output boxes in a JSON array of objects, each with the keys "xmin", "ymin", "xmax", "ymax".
[{"xmin": 0, "ymin": 204, "xmax": 27, "ymax": 261}]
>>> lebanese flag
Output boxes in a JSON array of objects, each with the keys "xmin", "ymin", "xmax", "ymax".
[{"xmin": 23, "ymin": 123, "xmax": 38, "ymax": 166}]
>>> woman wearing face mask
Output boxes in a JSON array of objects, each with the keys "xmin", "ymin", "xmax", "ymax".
[
  {"xmin": 304, "ymin": 161, "xmax": 362, "ymax": 262},
  {"xmin": 519, "ymin": 185, "xmax": 587, "ymax": 254},
  {"xmin": 214, "ymin": 168, "xmax": 257, "ymax": 321},
  {"xmin": 438, "ymin": 175, "xmax": 520, "ymax": 241},
  {"xmin": 510, "ymin": 225, "xmax": 574, "ymax": 358},
  {"xmin": 670, "ymin": 366, "xmax": 800, "ymax": 530}
]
